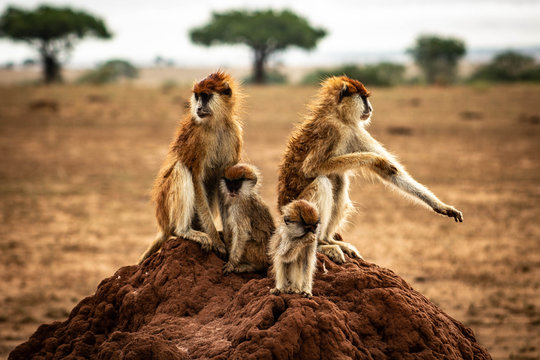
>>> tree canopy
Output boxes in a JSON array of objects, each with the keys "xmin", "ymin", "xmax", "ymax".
[
  {"xmin": 0, "ymin": 5, "xmax": 112, "ymax": 83},
  {"xmin": 471, "ymin": 51, "xmax": 540, "ymax": 82},
  {"xmin": 407, "ymin": 35, "xmax": 466, "ymax": 84},
  {"xmin": 190, "ymin": 9, "xmax": 326, "ymax": 84}
]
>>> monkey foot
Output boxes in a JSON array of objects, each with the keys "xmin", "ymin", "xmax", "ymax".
[
  {"xmin": 285, "ymin": 287, "xmax": 302, "ymax": 295},
  {"xmin": 222, "ymin": 261, "xmax": 236, "ymax": 274},
  {"xmin": 269, "ymin": 288, "xmax": 281, "ymax": 295},
  {"xmin": 338, "ymin": 242, "xmax": 363, "ymax": 260},
  {"xmin": 300, "ymin": 291, "xmax": 313, "ymax": 299},
  {"xmin": 318, "ymin": 244, "xmax": 346, "ymax": 264},
  {"xmin": 212, "ymin": 239, "xmax": 227, "ymax": 257}
]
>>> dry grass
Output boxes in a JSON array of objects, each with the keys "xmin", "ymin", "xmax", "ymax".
[{"xmin": 0, "ymin": 82, "xmax": 539, "ymax": 359}]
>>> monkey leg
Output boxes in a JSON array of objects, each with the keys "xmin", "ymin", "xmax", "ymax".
[
  {"xmin": 322, "ymin": 175, "xmax": 362, "ymax": 260},
  {"xmin": 271, "ymin": 261, "xmax": 290, "ymax": 295},
  {"xmin": 193, "ymin": 179, "xmax": 227, "ymax": 256},
  {"xmin": 299, "ymin": 176, "xmax": 333, "ymax": 238},
  {"xmin": 286, "ymin": 261, "xmax": 304, "ymax": 294},
  {"xmin": 299, "ymin": 176, "xmax": 347, "ymax": 264},
  {"xmin": 300, "ymin": 246, "xmax": 317, "ymax": 298}
]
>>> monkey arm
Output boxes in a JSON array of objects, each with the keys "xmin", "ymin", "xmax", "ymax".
[
  {"xmin": 358, "ymin": 130, "xmax": 463, "ymax": 222},
  {"xmin": 277, "ymin": 234, "xmax": 315, "ymax": 263},
  {"xmin": 302, "ymin": 152, "xmax": 397, "ymax": 178},
  {"xmin": 228, "ymin": 225, "xmax": 250, "ymax": 265},
  {"xmin": 193, "ymin": 176, "xmax": 226, "ymax": 251}
]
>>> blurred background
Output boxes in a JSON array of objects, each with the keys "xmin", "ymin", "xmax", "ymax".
[{"xmin": 0, "ymin": 1, "xmax": 539, "ymax": 359}]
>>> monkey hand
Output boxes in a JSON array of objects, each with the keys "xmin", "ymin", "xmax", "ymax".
[
  {"xmin": 223, "ymin": 261, "xmax": 236, "ymax": 274},
  {"xmin": 372, "ymin": 157, "xmax": 398, "ymax": 178},
  {"xmin": 435, "ymin": 205, "xmax": 463, "ymax": 222},
  {"xmin": 209, "ymin": 232, "xmax": 227, "ymax": 256}
]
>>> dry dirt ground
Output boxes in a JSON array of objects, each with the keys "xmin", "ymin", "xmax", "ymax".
[{"xmin": 0, "ymin": 82, "xmax": 539, "ymax": 360}]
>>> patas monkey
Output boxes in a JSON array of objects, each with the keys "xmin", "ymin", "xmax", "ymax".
[
  {"xmin": 219, "ymin": 164, "xmax": 275, "ymax": 273},
  {"xmin": 269, "ymin": 200, "xmax": 319, "ymax": 298},
  {"xmin": 278, "ymin": 76, "xmax": 463, "ymax": 264},
  {"xmin": 139, "ymin": 71, "xmax": 243, "ymax": 264}
]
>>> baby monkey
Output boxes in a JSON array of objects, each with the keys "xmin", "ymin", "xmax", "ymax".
[
  {"xmin": 269, "ymin": 200, "xmax": 319, "ymax": 298},
  {"xmin": 219, "ymin": 164, "xmax": 275, "ymax": 273}
]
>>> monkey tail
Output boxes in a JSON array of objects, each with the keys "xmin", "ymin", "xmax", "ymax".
[{"xmin": 138, "ymin": 232, "xmax": 169, "ymax": 265}]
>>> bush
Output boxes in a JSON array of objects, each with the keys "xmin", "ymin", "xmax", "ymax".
[
  {"xmin": 301, "ymin": 63, "xmax": 405, "ymax": 86},
  {"xmin": 78, "ymin": 59, "xmax": 138, "ymax": 84},
  {"xmin": 470, "ymin": 51, "xmax": 540, "ymax": 83},
  {"xmin": 243, "ymin": 69, "xmax": 288, "ymax": 84}
]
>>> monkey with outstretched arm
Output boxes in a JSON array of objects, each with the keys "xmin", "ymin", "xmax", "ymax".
[{"xmin": 278, "ymin": 76, "xmax": 463, "ymax": 264}]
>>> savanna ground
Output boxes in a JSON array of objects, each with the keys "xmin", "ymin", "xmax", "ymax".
[{"xmin": 0, "ymin": 73, "xmax": 539, "ymax": 359}]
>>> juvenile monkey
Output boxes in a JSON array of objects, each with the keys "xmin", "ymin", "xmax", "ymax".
[
  {"xmin": 219, "ymin": 163, "xmax": 275, "ymax": 273},
  {"xmin": 139, "ymin": 71, "xmax": 243, "ymax": 264},
  {"xmin": 278, "ymin": 76, "xmax": 463, "ymax": 264},
  {"xmin": 269, "ymin": 200, "xmax": 319, "ymax": 298}
]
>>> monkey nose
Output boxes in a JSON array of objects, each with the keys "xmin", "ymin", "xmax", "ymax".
[
  {"xmin": 197, "ymin": 109, "xmax": 210, "ymax": 118},
  {"xmin": 304, "ymin": 225, "xmax": 317, "ymax": 234}
]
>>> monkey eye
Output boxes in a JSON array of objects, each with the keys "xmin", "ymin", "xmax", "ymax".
[
  {"xmin": 194, "ymin": 93, "xmax": 199, "ymax": 101},
  {"xmin": 201, "ymin": 93, "xmax": 212, "ymax": 102},
  {"xmin": 221, "ymin": 87, "xmax": 232, "ymax": 96},
  {"xmin": 284, "ymin": 217, "xmax": 291, "ymax": 225}
]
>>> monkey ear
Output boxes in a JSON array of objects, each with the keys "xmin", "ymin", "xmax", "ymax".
[
  {"xmin": 339, "ymin": 83, "xmax": 350, "ymax": 102},
  {"xmin": 221, "ymin": 84, "xmax": 232, "ymax": 96}
]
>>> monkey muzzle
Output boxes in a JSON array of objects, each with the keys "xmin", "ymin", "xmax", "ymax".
[
  {"xmin": 303, "ymin": 224, "xmax": 318, "ymax": 234},
  {"xmin": 197, "ymin": 108, "xmax": 211, "ymax": 118},
  {"xmin": 225, "ymin": 178, "xmax": 242, "ymax": 197}
]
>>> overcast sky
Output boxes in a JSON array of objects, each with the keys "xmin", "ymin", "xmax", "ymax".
[{"xmin": 1, "ymin": 0, "xmax": 539, "ymax": 67}]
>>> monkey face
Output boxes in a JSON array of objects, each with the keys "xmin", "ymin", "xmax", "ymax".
[
  {"xmin": 224, "ymin": 178, "xmax": 242, "ymax": 197},
  {"xmin": 193, "ymin": 92, "xmax": 213, "ymax": 119},
  {"xmin": 282, "ymin": 200, "xmax": 320, "ymax": 239},
  {"xmin": 283, "ymin": 217, "xmax": 320, "ymax": 240},
  {"xmin": 221, "ymin": 164, "xmax": 260, "ymax": 199},
  {"xmin": 191, "ymin": 71, "xmax": 234, "ymax": 124},
  {"xmin": 222, "ymin": 178, "xmax": 256, "ymax": 198},
  {"xmin": 339, "ymin": 85, "xmax": 373, "ymax": 122}
]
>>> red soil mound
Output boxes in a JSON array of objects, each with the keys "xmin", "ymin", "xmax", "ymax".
[{"xmin": 9, "ymin": 238, "xmax": 491, "ymax": 359}]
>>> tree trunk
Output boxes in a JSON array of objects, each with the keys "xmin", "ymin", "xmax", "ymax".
[
  {"xmin": 252, "ymin": 48, "xmax": 267, "ymax": 84},
  {"xmin": 42, "ymin": 53, "xmax": 62, "ymax": 84}
]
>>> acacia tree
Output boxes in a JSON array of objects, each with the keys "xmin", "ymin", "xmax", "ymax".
[
  {"xmin": 0, "ymin": 5, "xmax": 112, "ymax": 83},
  {"xmin": 407, "ymin": 35, "xmax": 466, "ymax": 84},
  {"xmin": 190, "ymin": 9, "xmax": 326, "ymax": 84}
]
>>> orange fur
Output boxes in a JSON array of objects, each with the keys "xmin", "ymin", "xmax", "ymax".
[
  {"xmin": 290, "ymin": 199, "xmax": 319, "ymax": 225},
  {"xmin": 140, "ymin": 71, "xmax": 243, "ymax": 264},
  {"xmin": 224, "ymin": 164, "xmax": 258, "ymax": 181},
  {"xmin": 193, "ymin": 70, "xmax": 233, "ymax": 95}
]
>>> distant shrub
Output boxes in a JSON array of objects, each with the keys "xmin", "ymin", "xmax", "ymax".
[
  {"xmin": 470, "ymin": 51, "xmax": 540, "ymax": 83},
  {"xmin": 243, "ymin": 69, "xmax": 288, "ymax": 84},
  {"xmin": 301, "ymin": 63, "xmax": 405, "ymax": 86},
  {"xmin": 161, "ymin": 79, "xmax": 178, "ymax": 93},
  {"xmin": 78, "ymin": 59, "xmax": 138, "ymax": 84}
]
